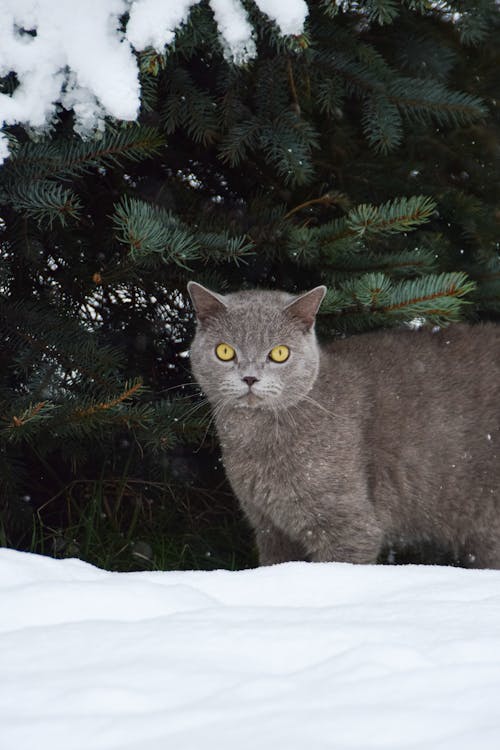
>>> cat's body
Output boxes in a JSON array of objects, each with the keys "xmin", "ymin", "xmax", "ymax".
[{"xmin": 188, "ymin": 282, "xmax": 500, "ymax": 568}]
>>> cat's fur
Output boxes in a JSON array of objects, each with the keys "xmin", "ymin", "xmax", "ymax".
[{"xmin": 188, "ymin": 281, "xmax": 500, "ymax": 568}]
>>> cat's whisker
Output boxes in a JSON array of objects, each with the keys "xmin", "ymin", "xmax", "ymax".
[
  {"xmin": 178, "ymin": 397, "xmax": 212, "ymax": 422},
  {"xmin": 286, "ymin": 404, "xmax": 299, "ymax": 433},
  {"xmin": 270, "ymin": 401, "xmax": 280, "ymax": 444},
  {"xmin": 300, "ymin": 393, "xmax": 336, "ymax": 419},
  {"xmin": 158, "ymin": 381, "xmax": 201, "ymax": 395},
  {"xmin": 194, "ymin": 398, "xmax": 226, "ymax": 453}
]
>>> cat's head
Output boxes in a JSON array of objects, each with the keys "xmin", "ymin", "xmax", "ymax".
[{"xmin": 188, "ymin": 282, "xmax": 326, "ymax": 410}]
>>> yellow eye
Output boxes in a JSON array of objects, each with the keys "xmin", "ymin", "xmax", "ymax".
[
  {"xmin": 215, "ymin": 343, "xmax": 236, "ymax": 361},
  {"xmin": 269, "ymin": 345, "xmax": 290, "ymax": 363}
]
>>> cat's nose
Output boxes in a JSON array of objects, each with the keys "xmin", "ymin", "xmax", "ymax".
[{"xmin": 242, "ymin": 376, "xmax": 259, "ymax": 387}]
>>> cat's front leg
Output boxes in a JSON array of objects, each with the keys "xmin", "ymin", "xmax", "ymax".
[
  {"xmin": 304, "ymin": 502, "xmax": 383, "ymax": 564},
  {"xmin": 241, "ymin": 504, "xmax": 307, "ymax": 565},
  {"xmin": 246, "ymin": 508, "xmax": 307, "ymax": 565},
  {"xmin": 255, "ymin": 522, "xmax": 307, "ymax": 565}
]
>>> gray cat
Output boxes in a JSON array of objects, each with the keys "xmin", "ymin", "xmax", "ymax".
[{"xmin": 188, "ymin": 281, "xmax": 500, "ymax": 568}]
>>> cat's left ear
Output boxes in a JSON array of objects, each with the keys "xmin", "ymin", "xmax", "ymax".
[
  {"xmin": 187, "ymin": 281, "xmax": 227, "ymax": 323},
  {"xmin": 284, "ymin": 286, "xmax": 327, "ymax": 330}
]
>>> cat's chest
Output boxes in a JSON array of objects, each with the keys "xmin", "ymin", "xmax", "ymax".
[
  {"xmin": 216, "ymin": 410, "xmax": 331, "ymax": 499},
  {"xmin": 219, "ymin": 417, "xmax": 295, "ymax": 468}
]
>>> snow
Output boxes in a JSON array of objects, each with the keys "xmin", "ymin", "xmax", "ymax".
[
  {"xmin": 0, "ymin": 131, "xmax": 9, "ymax": 161},
  {"xmin": 2, "ymin": 549, "xmax": 500, "ymax": 749},
  {"xmin": 126, "ymin": 0, "xmax": 198, "ymax": 52},
  {"xmin": 209, "ymin": 0, "xmax": 256, "ymax": 62},
  {"xmin": 0, "ymin": 0, "xmax": 308, "ymax": 162},
  {"xmin": 256, "ymin": 0, "xmax": 310, "ymax": 35}
]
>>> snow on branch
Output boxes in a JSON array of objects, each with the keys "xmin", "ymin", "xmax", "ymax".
[{"xmin": 0, "ymin": 0, "xmax": 308, "ymax": 163}]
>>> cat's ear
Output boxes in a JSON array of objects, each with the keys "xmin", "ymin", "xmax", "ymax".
[
  {"xmin": 187, "ymin": 281, "xmax": 227, "ymax": 323},
  {"xmin": 284, "ymin": 286, "xmax": 327, "ymax": 330}
]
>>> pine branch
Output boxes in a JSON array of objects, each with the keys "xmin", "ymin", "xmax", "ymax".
[
  {"xmin": 139, "ymin": 49, "xmax": 167, "ymax": 77},
  {"xmin": 218, "ymin": 117, "xmax": 263, "ymax": 166},
  {"xmin": 362, "ymin": 95, "xmax": 403, "ymax": 154},
  {"xmin": 387, "ymin": 78, "xmax": 488, "ymax": 127},
  {"xmin": 0, "ymin": 301, "xmax": 124, "ymax": 390},
  {"xmin": 474, "ymin": 278, "xmax": 500, "ymax": 312},
  {"xmin": 330, "ymin": 52, "xmax": 487, "ymax": 138},
  {"xmin": 168, "ymin": 2, "xmax": 220, "ymax": 59},
  {"xmin": 255, "ymin": 59, "xmax": 294, "ymax": 116},
  {"xmin": 134, "ymin": 397, "xmax": 207, "ymax": 451},
  {"xmin": 260, "ymin": 111, "xmax": 319, "ymax": 186},
  {"xmin": 468, "ymin": 257, "xmax": 500, "ymax": 312},
  {"xmin": 5, "ymin": 126, "xmax": 165, "ymax": 180},
  {"xmin": 346, "ymin": 196, "xmax": 437, "ymax": 237},
  {"xmin": 5, "ymin": 180, "xmax": 82, "ymax": 227},
  {"xmin": 285, "ymin": 226, "xmax": 322, "ymax": 264},
  {"xmin": 113, "ymin": 197, "xmax": 201, "ymax": 266},
  {"xmin": 455, "ymin": 7, "xmax": 492, "ymax": 45},
  {"xmin": 330, "ymin": 55, "xmax": 383, "ymax": 99},
  {"xmin": 319, "ymin": 0, "xmax": 340, "ymax": 18},
  {"xmin": 283, "ymin": 192, "xmax": 350, "ymax": 220},
  {"xmin": 139, "ymin": 72, "xmax": 160, "ymax": 113},
  {"xmin": 322, "ymin": 271, "xmax": 476, "ymax": 329},
  {"xmin": 314, "ymin": 196, "xmax": 436, "ymax": 249},
  {"xmin": 316, "ymin": 76, "xmax": 345, "ymax": 117},
  {"xmin": 322, "ymin": 247, "xmax": 439, "ymax": 279},
  {"xmin": 437, "ymin": 189, "xmax": 491, "ymax": 244},
  {"xmin": 395, "ymin": 32, "xmax": 458, "ymax": 81},
  {"xmin": 356, "ymin": 42, "xmax": 395, "ymax": 82},
  {"xmin": 162, "ymin": 68, "xmax": 219, "ymax": 145},
  {"xmin": 197, "ymin": 230, "xmax": 254, "ymax": 263},
  {"xmin": 73, "ymin": 381, "xmax": 144, "ymax": 419},
  {"xmin": 401, "ymin": 1, "xmax": 430, "ymax": 10},
  {"xmin": 382, "ymin": 273, "xmax": 476, "ymax": 317},
  {"xmin": 284, "ymin": 196, "xmax": 437, "ymax": 267},
  {"xmin": 1, "ymin": 401, "xmax": 57, "ymax": 442},
  {"xmin": 113, "ymin": 197, "xmax": 254, "ymax": 266},
  {"xmin": 365, "ymin": 0, "xmax": 400, "ymax": 25}
]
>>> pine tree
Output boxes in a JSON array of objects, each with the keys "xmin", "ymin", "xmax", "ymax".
[{"xmin": 1, "ymin": 0, "xmax": 499, "ymax": 570}]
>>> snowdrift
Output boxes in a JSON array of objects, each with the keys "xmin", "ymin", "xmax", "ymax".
[{"xmin": 2, "ymin": 548, "xmax": 500, "ymax": 749}]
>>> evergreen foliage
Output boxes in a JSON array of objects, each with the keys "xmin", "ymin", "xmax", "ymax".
[{"xmin": 1, "ymin": 0, "xmax": 499, "ymax": 570}]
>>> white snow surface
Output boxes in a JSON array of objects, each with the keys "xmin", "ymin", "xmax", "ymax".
[
  {"xmin": 0, "ymin": 0, "xmax": 308, "ymax": 161},
  {"xmin": 2, "ymin": 549, "xmax": 500, "ymax": 749}
]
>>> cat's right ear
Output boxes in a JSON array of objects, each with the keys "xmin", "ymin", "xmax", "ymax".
[
  {"xmin": 284, "ymin": 286, "xmax": 327, "ymax": 330},
  {"xmin": 187, "ymin": 281, "xmax": 227, "ymax": 323}
]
